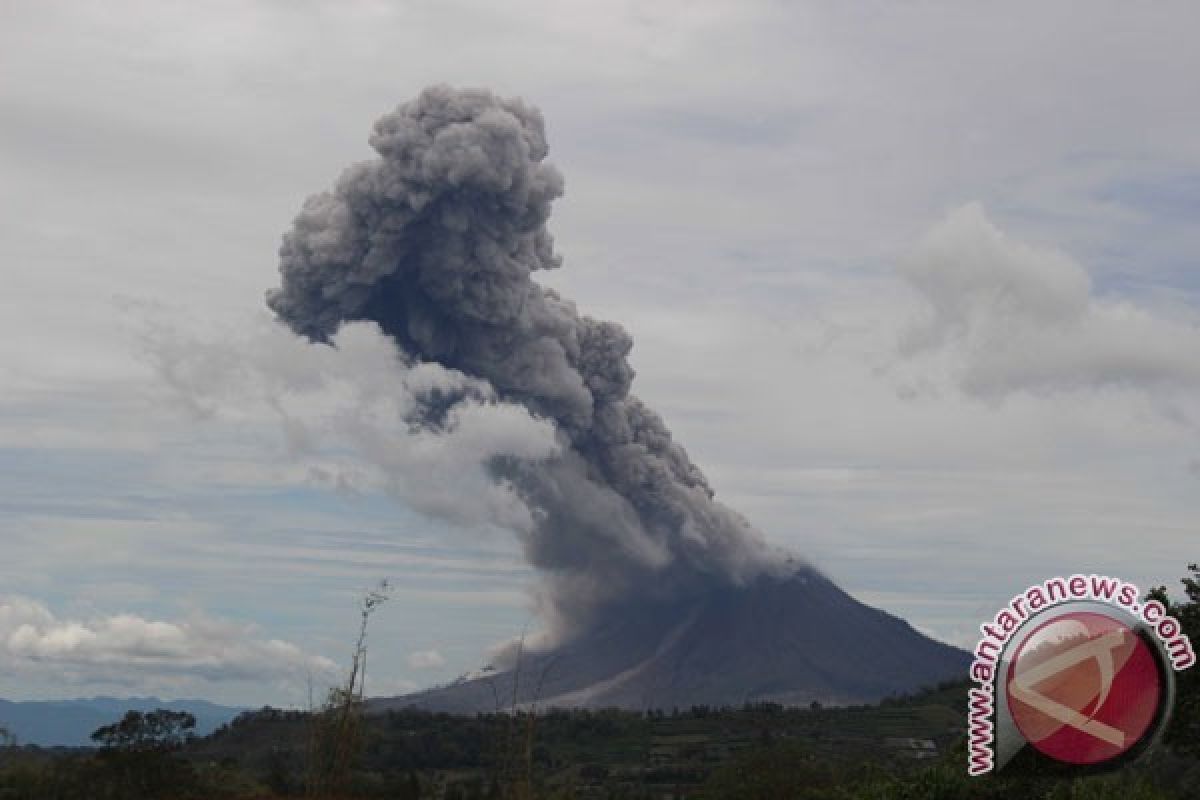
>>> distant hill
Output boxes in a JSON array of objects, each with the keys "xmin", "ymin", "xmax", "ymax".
[
  {"xmin": 0, "ymin": 697, "xmax": 244, "ymax": 747},
  {"xmin": 373, "ymin": 568, "xmax": 970, "ymax": 714}
]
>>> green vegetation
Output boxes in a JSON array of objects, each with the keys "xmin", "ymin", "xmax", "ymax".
[
  {"xmin": 2, "ymin": 693, "xmax": 1195, "ymax": 799},
  {"xmin": 0, "ymin": 563, "xmax": 1195, "ymax": 798},
  {"xmin": 1148, "ymin": 562, "xmax": 1200, "ymax": 758},
  {"xmin": 0, "ymin": 707, "xmax": 254, "ymax": 800}
]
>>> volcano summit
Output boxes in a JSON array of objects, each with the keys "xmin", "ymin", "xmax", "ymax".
[
  {"xmin": 268, "ymin": 85, "xmax": 966, "ymax": 710},
  {"xmin": 379, "ymin": 569, "xmax": 967, "ymax": 713}
]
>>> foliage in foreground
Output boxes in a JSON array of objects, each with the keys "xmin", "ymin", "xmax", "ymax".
[
  {"xmin": 697, "ymin": 739, "xmax": 1200, "ymax": 800},
  {"xmin": 0, "ymin": 562, "xmax": 1195, "ymax": 798},
  {"xmin": 1, "ymin": 733, "xmax": 1196, "ymax": 800}
]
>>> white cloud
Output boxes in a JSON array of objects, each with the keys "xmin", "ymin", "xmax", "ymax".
[
  {"xmin": 900, "ymin": 203, "xmax": 1200, "ymax": 398},
  {"xmin": 406, "ymin": 649, "xmax": 446, "ymax": 670},
  {"xmin": 0, "ymin": 595, "xmax": 335, "ymax": 687},
  {"xmin": 140, "ymin": 315, "xmax": 561, "ymax": 534},
  {"xmin": 1, "ymin": 0, "xmax": 1199, "ymax": 700}
]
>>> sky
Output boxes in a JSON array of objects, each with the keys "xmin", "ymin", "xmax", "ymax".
[{"xmin": 2, "ymin": 0, "xmax": 1199, "ymax": 707}]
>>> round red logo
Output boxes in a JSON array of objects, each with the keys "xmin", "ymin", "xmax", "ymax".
[{"xmin": 1005, "ymin": 611, "xmax": 1164, "ymax": 765}]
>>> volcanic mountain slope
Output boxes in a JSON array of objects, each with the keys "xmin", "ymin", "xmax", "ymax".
[
  {"xmin": 374, "ymin": 569, "xmax": 969, "ymax": 713},
  {"xmin": 268, "ymin": 87, "xmax": 968, "ymax": 717}
]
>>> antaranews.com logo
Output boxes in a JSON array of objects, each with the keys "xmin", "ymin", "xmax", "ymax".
[{"xmin": 967, "ymin": 574, "xmax": 1195, "ymax": 776}]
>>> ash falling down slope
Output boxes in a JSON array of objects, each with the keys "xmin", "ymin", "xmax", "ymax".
[{"xmin": 269, "ymin": 85, "xmax": 967, "ymax": 711}]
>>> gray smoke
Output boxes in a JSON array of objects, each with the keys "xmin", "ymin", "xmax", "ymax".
[{"xmin": 268, "ymin": 85, "xmax": 784, "ymax": 640}]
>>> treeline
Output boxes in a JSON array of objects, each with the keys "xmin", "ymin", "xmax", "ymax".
[
  {"xmin": 0, "ymin": 562, "xmax": 1194, "ymax": 799},
  {"xmin": 0, "ymin": 709, "xmax": 256, "ymax": 800},
  {"xmin": 696, "ymin": 739, "xmax": 1200, "ymax": 800}
]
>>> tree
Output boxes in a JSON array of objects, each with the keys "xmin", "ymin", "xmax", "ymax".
[
  {"xmin": 89, "ymin": 709, "xmax": 198, "ymax": 799},
  {"xmin": 1147, "ymin": 562, "xmax": 1199, "ymax": 758},
  {"xmin": 90, "ymin": 709, "xmax": 196, "ymax": 752}
]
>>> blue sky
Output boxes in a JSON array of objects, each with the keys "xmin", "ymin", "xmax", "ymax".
[{"xmin": 2, "ymin": 0, "xmax": 1199, "ymax": 706}]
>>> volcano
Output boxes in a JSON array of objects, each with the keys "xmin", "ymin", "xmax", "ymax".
[
  {"xmin": 374, "ymin": 569, "xmax": 968, "ymax": 713},
  {"xmin": 269, "ymin": 87, "xmax": 970, "ymax": 715}
]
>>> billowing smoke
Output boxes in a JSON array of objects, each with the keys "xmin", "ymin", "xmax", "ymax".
[{"xmin": 267, "ymin": 86, "xmax": 784, "ymax": 641}]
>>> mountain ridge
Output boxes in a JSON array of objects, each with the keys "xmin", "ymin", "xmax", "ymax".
[
  {"xmin": 0, "ymin": 696, "xmax": 245, "ymax": 747},
  {"xmin": 372, "ymin": 568, "xmax": 970, "ymax": 714}
]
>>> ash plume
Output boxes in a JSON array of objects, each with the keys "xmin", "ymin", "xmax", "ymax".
[{"xmin": 268, "ymin": 86, "xmax": 785, "ymax": 642}]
